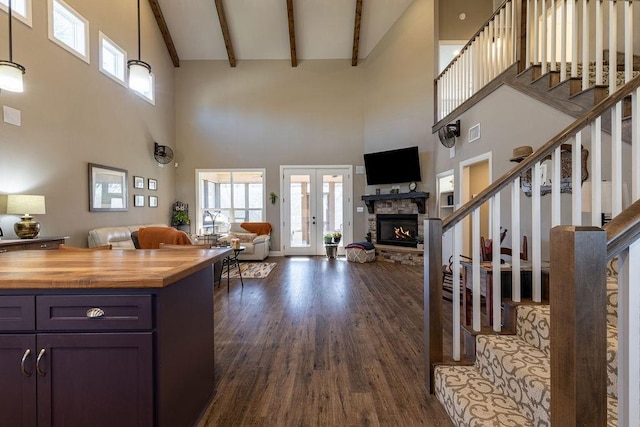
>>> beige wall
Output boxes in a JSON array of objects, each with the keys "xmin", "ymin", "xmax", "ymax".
[
  {"xmin": 439, "ymin": 0, "xmax": 494, "ymax": 41},
  {"xmin": 0, "ymin": 0, "xmax": 176, "ymax": 246},
  {"xmin": 174, "ymin": 60, "xmax": 365, "ymax": 249},
  {"xmin": 362, "ymin": 0, "xmax": 437, "ymax": 216}
]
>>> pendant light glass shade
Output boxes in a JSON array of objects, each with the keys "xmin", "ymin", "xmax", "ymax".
[
  {"xmin": 0, "ymin": 60, "xmax": 25, "ymax": 92},
  {"xmin": 128, "ymin": 59, "xmax": 151, "ymax": 93}
]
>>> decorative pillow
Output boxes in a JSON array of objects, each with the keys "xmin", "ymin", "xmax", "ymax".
[{"xmin": 230, "ymin": 232, "xmax": 257, "ymax": 243}]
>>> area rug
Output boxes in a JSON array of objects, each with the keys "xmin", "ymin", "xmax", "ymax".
[{"xmin": 223, "ymin": 262, "xmax": 276, "ymax": 279}]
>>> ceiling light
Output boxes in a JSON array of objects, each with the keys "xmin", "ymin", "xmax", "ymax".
[
  {"xmin": 127, "ymin": 0, "xmax": 151, "ymax": 93},
  {"xmin": 0, "ymin": 0, "xmax": 26, "ymax": 92},
  {"xmin": 459, "ymin": 12, "xmax": 467, "ymax": 21}
]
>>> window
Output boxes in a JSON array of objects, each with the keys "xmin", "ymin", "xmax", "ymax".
[
  {"xmin": 0, "ymin": 0, "xmax": 32, "ymax": 26},
  {"xmin": 99, "ymin": 32, "xmax": 126, "ymax": 85},
  {"xmin": 196, "ymin": 170, "xmax": 266, "ymax": 235},
  {"xmin": 133, "ymin": 72, "xmax": 155, "ymax": 104},
  {"xmin": 47, "ymin": 0, "xmax": 89, "ymax": 63}
]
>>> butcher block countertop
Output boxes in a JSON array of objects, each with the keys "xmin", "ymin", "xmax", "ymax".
[{"xmin": 0, "ymin": 248, "xmax": 231, "ymax": 289}]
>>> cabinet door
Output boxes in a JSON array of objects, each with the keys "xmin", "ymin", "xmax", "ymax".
[
  {"xmin": 36, "ymin": 332, "xmax": 153, "ymax": 427},
  {"xmin": 0, "ymin": 335, "xmax": 37, "ymax": 427}
]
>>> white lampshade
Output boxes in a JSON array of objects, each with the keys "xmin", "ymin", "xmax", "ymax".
[
  {"xmin": 7, "ymin": 195, "xmax": 46, "ymax": 216},
  {"xmin": 0, "ymin": 61, "xmax": 25, "ymax": 92},
  {"xmin": 128, "ymin": 61, "xmax": 151, "ymax": 93}
]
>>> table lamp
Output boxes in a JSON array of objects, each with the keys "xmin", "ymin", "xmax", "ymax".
[{"xmin": 6, "ymin": 195, "xmax": 46, "ymax": 239}]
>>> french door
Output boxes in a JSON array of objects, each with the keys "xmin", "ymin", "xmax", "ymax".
[{"xmin": 281, "ymin": 166, "xmax": 352, "ymax": 256}]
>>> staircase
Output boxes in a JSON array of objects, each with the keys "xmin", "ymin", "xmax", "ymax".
[
  {"xmin": 429, "ymin": 0, "xmax": 640, "ymax": 425},
  {"xmin": 434, "ymin": 275, "xmax": 620, "ymax": 426}
]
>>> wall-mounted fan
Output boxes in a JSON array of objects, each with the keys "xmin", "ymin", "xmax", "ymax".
[
  {"xmin": 154, "ymin": 142, "xmax": 174, "ymax": 164},
  {"xmin": 438, "ymin": 120, "xmax": 461, "ymax": 148}
]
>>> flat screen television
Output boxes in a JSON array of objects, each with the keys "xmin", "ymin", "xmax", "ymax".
[{"xmin": 363, "ymin": 146, "xmax": 421, "ymax": 185}]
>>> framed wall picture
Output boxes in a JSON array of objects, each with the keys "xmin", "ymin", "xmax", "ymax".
[
  {"xmin": 133, "ymin": 176, "xmax": 144, "ymax": 189},
  {"xmin": 134, "ymin": 194, "xmax": 145, "ymax": 207},
  {"xmin": 89, "ymin": 163, "xmax": 128, "ymax": 212},
  {"xmin": 148, "ymin": 178, "xmax": 157, "ymax": 191},
  {"xmin": 149, "ymin": 195, "xmax": 158, "ymax": 208}
]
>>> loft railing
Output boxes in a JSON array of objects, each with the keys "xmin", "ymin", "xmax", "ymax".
[
  {"xmin": 425, "ymin": 73, "xmax": 640, "ymax": 424},
  {"xmin": 435, "ymin": 0, "xmax": 522, "ymax": 122},
  {"xmin": 436, "ymin": 0, "xmax": 640, "ymax": 125}
]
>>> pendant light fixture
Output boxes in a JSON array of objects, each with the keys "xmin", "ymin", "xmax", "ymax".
[
  {"xmin": 0, "ymin": 0, "xmax": 26, "ymax": 92},
  {"xmin": 127, "ymin": 0, "xmax": 152, "ymax": 93}
]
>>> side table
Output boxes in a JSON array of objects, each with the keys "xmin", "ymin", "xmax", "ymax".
[{"xmin": 221, "ymin": 246, "xmax": 245, "ymax": 292}]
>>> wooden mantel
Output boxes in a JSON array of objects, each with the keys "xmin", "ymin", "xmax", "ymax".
[{"xmin": 361, "ymin": 192, "xmax": 429, "ymax": 214}]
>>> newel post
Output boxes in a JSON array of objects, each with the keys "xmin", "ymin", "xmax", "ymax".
[
  {"xmin": 424, "ymin": 219, "xmax": 443, "ymax": 393},
  {"xmin": 550, "ymin": 226, "xmax": 607, "ymax": 426}
]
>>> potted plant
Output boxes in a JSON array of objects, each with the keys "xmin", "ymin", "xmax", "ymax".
[
  {"xmin": 324, "ymin": 233, "xmax": 334, "ymax": 245},
  {"xmin": 171, "ymin": 211, "xmax": 190, "ymax": 232},
  {"xmin": 416, "ymin": 234, "xmax": 424, "ymax": 250},
  {"xmin": 332, "ymin": 232, "xmax": 342, "ymax": 244},
  {"xmin": 269, "ymin": 192, "xmax": 278, "ymax": 204}
]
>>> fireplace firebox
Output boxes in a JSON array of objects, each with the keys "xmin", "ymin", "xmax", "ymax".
[{"xmin": 376, "ymin": 214, "xmax": 419, "ymax": 247}]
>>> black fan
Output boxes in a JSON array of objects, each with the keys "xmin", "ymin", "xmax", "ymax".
[
  {"xmin": 438, "ymin": 120, "xmax": 461, "ymax": 148},
  {"xmin": 154, "ymin": 142, "xmax": 174, "ymax": 164}
]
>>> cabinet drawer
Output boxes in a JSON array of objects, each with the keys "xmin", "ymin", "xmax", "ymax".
[
  {"xmin": 23, "ymin": 240, "xmax": 61, "ymax": 250},
  {"xmin": 36, "ymin": 295, "xmax": 152, "ymax": 331},
  {"xmin": 0, "ymin": 245, "xmax": 25, "ymax": 254},
  {"xmin": 0, "ymin": 296, "xmax": 35, "ymax": 331}
]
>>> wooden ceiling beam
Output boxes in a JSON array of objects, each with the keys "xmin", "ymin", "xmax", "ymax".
[
  {"xmin": 215, "ymin": 0, "xmax": 236, "ymax": 67},
  {"xmin": 147, "ymin": 0, "xmax": 180, "ymax": 67},
  {"xmin": 352, "ymin": 0, "xmax": 363, "ymax": 66},
  {"xmin": 287, "ymin": 0, "xmax": 298, "ymax": 67}
]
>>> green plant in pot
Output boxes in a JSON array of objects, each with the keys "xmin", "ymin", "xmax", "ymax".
[
  {"xmin": 323, "ymin": 233, "xmax": 334, "ymax": 244},
  {"xmin": 332, "ymin": 232, "xmax": 342, "ymax": 244},
  {"xmin": 171, "ymin": 211, "xmax": 190, "ymax": 227}
]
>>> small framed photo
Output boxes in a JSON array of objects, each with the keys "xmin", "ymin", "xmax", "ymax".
[
  {"xmin": 148, "ymin": 178, "xmax": 157, "ymax": 191},
  {"xmin": 134, "ymin": 194, "xmax": 145, "ymax": 207},
  {"xmin": 149, "ymin": 195, "xmax": 158, "ymax": 208},
  {"xmin": 133, "ymin": 176, "xmax": 144, "ymax": 189}
]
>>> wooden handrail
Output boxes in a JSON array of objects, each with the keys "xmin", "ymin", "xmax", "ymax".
[
  {"xmin": 443, "ymin": 73, "xmax": 640, "ymax": 233},
  {"xmin": 605, "ymin": 198, "xmax": 640, "ymax": 259},
  {"xmin": 435, "ymin": 0, "xmax": 516, "ymax": 82}
]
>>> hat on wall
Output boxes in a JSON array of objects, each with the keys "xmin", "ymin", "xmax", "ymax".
[{"xmin": 510, "ymin": 145, "xmax": 533, "ymax": 162}]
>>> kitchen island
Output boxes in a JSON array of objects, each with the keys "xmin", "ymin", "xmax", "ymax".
[{"xmin": 0, "ymin": 248, "xmax": 230, "ymax": 427}]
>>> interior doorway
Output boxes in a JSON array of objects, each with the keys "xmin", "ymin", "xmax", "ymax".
[
  {"xmin": 459, "ymin": 153, "xmax": 492, "ymax": 257},
  {"xmin": 281, "ymin": 166, "xmax": 352, "ymax": 256}
]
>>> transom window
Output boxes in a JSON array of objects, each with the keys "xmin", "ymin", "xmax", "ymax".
[
  {"xmin": 197, "ymin": 170, "xmax": 265, "ymax": 235},
  {"xmin": 99, "ymin": 31, "xmax": 126, "ymax": 85},
  {"xmin": 0, "ymin": 0, "xmax": 31, "ymax": 26},
  {"xmin": 48, "ymin": 0, "xmax": 89, "ymax": 63}
]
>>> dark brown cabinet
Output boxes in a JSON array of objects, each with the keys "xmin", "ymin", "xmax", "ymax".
[{"xmin": 0, "ymin": 296, "xmax": 154, "ymax": 427}]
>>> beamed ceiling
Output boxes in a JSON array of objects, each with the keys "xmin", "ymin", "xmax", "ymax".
[{"xmin": 151, "ymin": 0, "xmax": 415, "ymax": 67}]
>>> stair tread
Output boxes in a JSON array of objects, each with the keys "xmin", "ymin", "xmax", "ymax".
[
  {"xmin": 434, "ymin": 365, "xmax": 536, "ymax": 426},
  {"xmin": 475, "ymin": 335, "xmax": 550, "ymax": 425}
]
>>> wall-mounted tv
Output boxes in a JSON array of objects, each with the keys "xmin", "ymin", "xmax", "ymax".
[{"xmin": 363, "ymin": 146, "xmax": 421, "ymax": 185}]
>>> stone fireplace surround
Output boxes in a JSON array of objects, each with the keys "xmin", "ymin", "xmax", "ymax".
[{"xmin": 366, "ymin": 197, "xmax": 428, "ymax": 265}]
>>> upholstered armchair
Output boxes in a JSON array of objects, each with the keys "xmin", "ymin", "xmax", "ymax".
[{"xmin": 219, "ymin": 222, "xmax": 271, "ymax": 261}]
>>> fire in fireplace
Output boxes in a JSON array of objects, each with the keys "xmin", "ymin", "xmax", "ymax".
[{"xmin": 376, "ymin": 214, "xmax": 419, "ymax": 247}]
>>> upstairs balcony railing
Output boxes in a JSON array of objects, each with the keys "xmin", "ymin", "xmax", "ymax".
[{"xmin": 436, "ymin": 0, "xmax": 640, "ymax": 125}]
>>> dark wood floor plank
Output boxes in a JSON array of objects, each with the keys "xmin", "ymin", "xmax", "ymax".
[{"xmin": 199, "ymin": 257, "xmax": 453, "ymax": 426}]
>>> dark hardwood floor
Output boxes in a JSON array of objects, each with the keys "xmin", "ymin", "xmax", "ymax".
[{"xmin": 198, "ymin": 257, "xmax": 453, "ymax": 427}]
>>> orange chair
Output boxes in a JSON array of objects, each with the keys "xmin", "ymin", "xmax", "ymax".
[{"xmin": 137, "ymin": 227, "xmax": 192, "ymax": 249}]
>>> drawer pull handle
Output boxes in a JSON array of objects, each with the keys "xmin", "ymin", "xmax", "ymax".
[
  {"xmin": 0, "ymin": 249, "xmax": 7, "ymax": 253},
  {"xmin": 40, "ymin": 244, "xmax": 48, "ymax": 248},
  {"xmin": 36, "ymin": 349, "xmax": 47, "ymax": 377},
  {"xmin": 21, "ymin": 349, "xmax": 32, "ymax": 377},
  {"xmin": 86, "ymin": 308, "xmax": 105, "ymax": 318}
]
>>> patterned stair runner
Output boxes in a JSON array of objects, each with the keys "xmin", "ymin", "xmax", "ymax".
[{"xmin": 435, "ymin": 272, "xmax": 620, "ymax": 426}]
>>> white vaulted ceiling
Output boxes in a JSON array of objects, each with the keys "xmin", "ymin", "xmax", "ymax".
[{"xmin": 157, "ymin": 0, "xmax": 414, "ymax": 62}]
